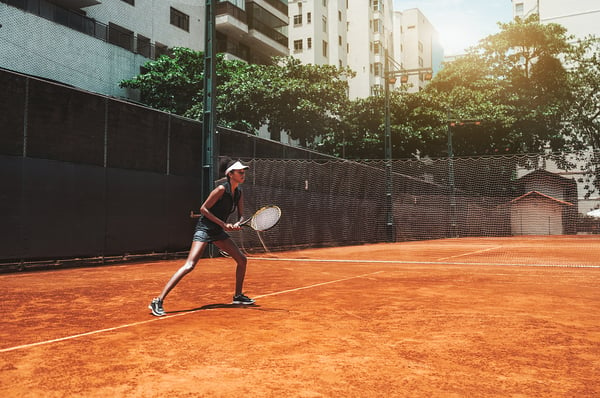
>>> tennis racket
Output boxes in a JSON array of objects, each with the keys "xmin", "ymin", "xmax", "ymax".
[{"xmin": 190, "ymin": 205, "xmax": 281, "ymax": 232}]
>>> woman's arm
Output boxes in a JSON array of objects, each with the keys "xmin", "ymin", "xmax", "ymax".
[{"xmin": 234, "ymin": 191, "xmax": 245, "ymax": 227}]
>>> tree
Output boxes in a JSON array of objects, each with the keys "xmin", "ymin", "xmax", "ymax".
[
  {"xmin": 562, "ymin": 36, "xmax": 600, "ymax": 151},
  {"xmin": 234, "ymin": 56, "xmax": 354, "ymax": 145},
  {"xmin": 559, "ymin": 36, "xmax": 600, "ymax": 197},
  {"xmin": 121, "ymin": 52, "xmax": 354, "ymax": 147},
  {"xmin": 120, "ymin": 47, "xmax": 207, "ymax": 115},
  {"xmin": 424, "ymin": 14, "xmax": 574, "ymax": 156}
]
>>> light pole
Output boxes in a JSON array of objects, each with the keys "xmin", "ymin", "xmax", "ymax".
[
  {"xmin": 383, "ymin": 49, "xmax": 433, "ymax": 242},
  {"xmin": 202, "ymin": 0, "xmax": 217, "ymax": 201}
]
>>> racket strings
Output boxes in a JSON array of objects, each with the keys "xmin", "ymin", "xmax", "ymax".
[{"xmin": 251, "ymin": 207, "xmax": 281, "ymax": 231}]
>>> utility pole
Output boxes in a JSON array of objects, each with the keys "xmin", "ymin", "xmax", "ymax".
[{"xmin": 202, "ymin": 0, "xmax": 217, "ymax": 201}]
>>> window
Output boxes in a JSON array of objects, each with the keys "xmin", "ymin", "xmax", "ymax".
[
  {"xmin": 322, "ymin": 16, "xmax": 327, "ymax": 33},
  {"xmin": 374, "ymin": 41, "xmax": 380, "ymax": 55},
  {"xmin": 322, "ymin": 0, "xmax": 327, "ymax": 7},
  {"xmin": 294, "ymin": 39, "xmax": 303, "ymax": 53},
  {"xmin": 155, "ymin": 42, "xmax": 169, "ymax": 58},
  {"xmin": 515, "ymin": 3, "xmax": 524, "ymax": 16},
  {"xmin": 136, "ymin": 34, "xmax": 151, "ymax": 58},
  {"xmin": 108, "ymin": 22, "xmax": 134, "ymax": 52},
  {"xmin": 307, "ymin": 37, "xmax": 312, "ymax": 49},
  {"xmin": 294, "ymin": 14, "xmax": 302, "ymax": 26},
  {"xmin": 338, "ymin": 11, "xmax": 342, "ymax": 21},
  {"xmin": 371, "ymin": 84, "xmax": 383, "ymax": 96},
  {"xmin": 170, "ymin": 7, "xmax": 189, "ymax": 32},
  {"xmin": 307, "ymin": 12, "xmax": 312, "ymax": 24},
  {"xmin": 373, "ymin": 19, "xmax": 381, "ymax": 33},
  {"xmin": 418, "ymin": 41, "xmax": 423, "ymax": 52},
  {"xmin": 322, "ymin": 40, "xmax": 328, "ymax": 57},
  {"xmin": 374, "ymin": 62, "xmax": 382, "ymax": 76},
  {"xmin": 418, "ymin": 56, "xmax": 424, "ymax": 67},
  {"xmin": 338, "ymin": 35, "xmax": 342, "ymax": 46}
]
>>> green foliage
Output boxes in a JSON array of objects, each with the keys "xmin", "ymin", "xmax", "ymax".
[
  {"xmin": 235, "ymin": 56, "xmax": 354, "ymax": 146},
  {"xmin": 120, "ymin": 47, "xmax": 206, "ymax": 115},
  {"xmin": 120, "ymin": 52, "xmax": 353, "ymax": 146},
  {"xmin": 421, "ymin": 15, "xmax": 576, "ymax": 157},
  {"xmin": 120, "ymin": 21, "xmax": 600, "ymax": 174}
]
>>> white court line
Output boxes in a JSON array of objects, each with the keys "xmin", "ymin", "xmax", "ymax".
[
  {"xmin": 254, "ymin": 271, "xmax": 384, "ymax": 299},
  {"xmin": 436, "ymin": 246, "xmax": 503, "ymax": 261},
  {"xmin": 250, "ymin": 256, "xmax": 600, "ymax": 269},
  {"xmin": 0, "ymin": 271, "xmax": 384, "ymax": 353}
]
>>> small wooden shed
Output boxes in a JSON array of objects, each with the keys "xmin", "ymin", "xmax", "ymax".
[{"xmin": 510, "ymin": 191, "xmax": 573, "ymax": 235}]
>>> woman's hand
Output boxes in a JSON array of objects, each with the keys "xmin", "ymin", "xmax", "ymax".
[{"xmin": 223, "ymin": 223, "xmax": 242, "ymax": 231}]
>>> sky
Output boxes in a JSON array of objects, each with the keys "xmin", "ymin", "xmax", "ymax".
[{"xmin": 393, "ymin": 0, "xmax": 514, "ymax": 55}]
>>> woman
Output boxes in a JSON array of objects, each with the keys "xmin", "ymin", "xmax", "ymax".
[{"xmin": 149, "ymin": 160, "xmax": 254, "ymax": 316}]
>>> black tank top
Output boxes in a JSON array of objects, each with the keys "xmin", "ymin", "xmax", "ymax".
[{"xmin": 196, "ymin": 181, "xmax": 241, "ymax": 234}]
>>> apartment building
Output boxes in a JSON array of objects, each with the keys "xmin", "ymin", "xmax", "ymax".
[
  {"xmin": 0, "ymin": 0, "xmax": 289, "ymax": 98},
  {"xmin": 511, "ymin": 0, "xmax": 600, "ymax": 40},
  {"xmin": 345, "ymin": 0, "xmax": 394, "ymax": 99},
  {"xmin": 392, "ymin": 8, "xmax": 442, "ymax": 93},
  {"xmin": 288, "ymin": 0, "xmax": 347, "ymax": 67},
  {"xmin": 288, "ymin": 0, "xmax": 395, "ymax": 99},
  {"xmin": 288, "ymin": 1, "xmax": 442, "ymax": 99}
]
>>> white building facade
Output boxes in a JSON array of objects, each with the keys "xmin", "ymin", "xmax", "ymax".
[
  {"xmin": 287, "ymin": 0, "xmax": 441, "ymax": 99},
  {"xmin": 511, "ymin": 0, "xmax": 600, "ymax": 40},
  {"xmin": 0, "ymin": 0, "xmax": 289, "ymax": 98},
  {"xmin": 392, "ymin": 8, "xmax": 442, "ymax": 93},
  {"xmin": 288, "ymin": 0, "xmax": 348, "ymax": 67},
  {"xmin": 346, "ymin": 0, "xmax": 394, "ymax": 99}
]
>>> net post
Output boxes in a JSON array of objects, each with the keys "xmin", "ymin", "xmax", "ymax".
[{"xmin": 447, "ymin": 113, "xmax": 457, "ymax": 238}]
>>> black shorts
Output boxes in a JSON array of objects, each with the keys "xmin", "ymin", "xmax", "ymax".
[{"xmin": 192, "ymin": 228, "xmax": 230, "ymax": 242}]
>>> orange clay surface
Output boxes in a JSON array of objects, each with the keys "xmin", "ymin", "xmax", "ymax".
[{"xmin": 1, "ymin": 236, "xmax": 599, "ymax": 397}]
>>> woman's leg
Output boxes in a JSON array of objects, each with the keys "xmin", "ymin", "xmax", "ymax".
[
  {"xmin": 158, "ymin": 241, "xmax": 208, "ymax": 301},
  {"xmin": 214, "ymin": 238, "xmax": 247, "ymax": 296}
]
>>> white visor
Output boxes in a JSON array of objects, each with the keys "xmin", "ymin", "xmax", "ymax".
[{"xmin": 225, "ymin": 161, "xmax": 249, "ymax": 175}]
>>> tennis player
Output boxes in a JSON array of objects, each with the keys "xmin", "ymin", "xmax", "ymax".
[{"xmin": 149, "ymin": 160, "xmax": 255, "ymax": 316}]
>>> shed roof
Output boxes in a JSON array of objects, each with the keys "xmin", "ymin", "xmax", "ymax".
[{"xmin": 510, "ymin": 190, "xmax": 573, "ymax": 206}]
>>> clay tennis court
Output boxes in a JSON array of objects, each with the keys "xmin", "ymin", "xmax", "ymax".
[{"xmin": 1, "ymin": 236, "xmax": 599, "ymax": 397}]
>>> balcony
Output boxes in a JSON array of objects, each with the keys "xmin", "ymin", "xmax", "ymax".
[
  {"xmin": 246, "ymin": 18, "xmax": 288, "ymax": 56},
  {"xmin": 244, "ymin": 2, "xmax": 288, "ymax": 57},
  {"xmin": 52, "ymin": 0, "xmax": 101, "ymax": 8},
  {"xmin": 2, "ymin": 0, "xmax": 166, "ymax": 59},
  {"xmin": 248, "ymin": 0, "xmax": 288, "ymax": 18},
  {"xmin": 217, "ymin": 34, "xmax": 250, "ymax": 61},
  {"xmin": 216, "ymin": 1, "xmax": 248, "ymax": 38}
]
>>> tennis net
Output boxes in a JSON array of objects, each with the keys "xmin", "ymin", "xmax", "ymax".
[{"xmin": 232, "ymin": 153, "xmax": 600, "ymax": 253}]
